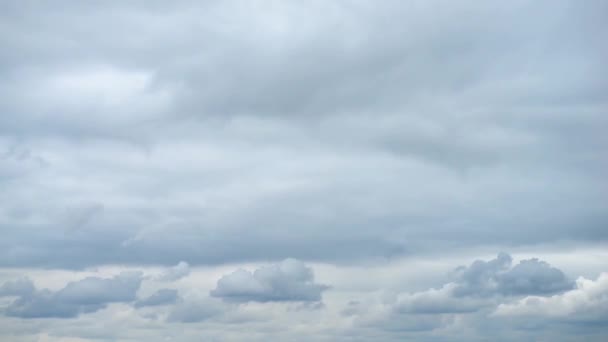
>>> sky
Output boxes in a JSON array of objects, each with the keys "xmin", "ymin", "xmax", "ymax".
[{"xmin": 0, "ymin": 0, "xmax": 607, "ymax": 341}]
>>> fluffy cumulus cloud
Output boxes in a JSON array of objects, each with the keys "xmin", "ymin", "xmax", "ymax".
[
  {"xmin": 210, "ymin": 259, "xmax": 328, "ymax": 303},
  {"xmin": 495, "ymin": 272, "xmax": 608, "ymax": 322},
  {"xmin": 0, "ymin": 0, "xmax": 606, "ymax": 340},
  {"xmin": 339, "ymin": 254, "xmax": 606, "ymax": 340},
  {"xmin": 451, "ymin": 253, "xmax": 574, "ymax": 297},
  {"xmin": 392, "ymin": 253, "xmax": 573, "ymax": 316},
  {"xmin": 1, "ymin": 272, "xmax": 143, "ymax": 318}
]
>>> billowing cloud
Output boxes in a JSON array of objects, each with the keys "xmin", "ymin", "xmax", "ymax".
[
  {"xmin": 494, "ymin": 272, "xmax": 608, "ymax": 323},
  {"xmin": 452, "ymin": 253, "xmax": 574, "ymax": 297},
  {"xmin": 210, "ymin": 259, "xmax": 328, "ymax": 303},
  {"xmin": 2, "ymin": 272, "xmax": 142, "ymax": 318},
  {"xmin": 387, "ymin": 253, "xmax": 573, "ymax": 316}
]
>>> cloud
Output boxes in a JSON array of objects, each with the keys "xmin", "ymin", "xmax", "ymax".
[
  {"xmin": 376, "ymin": 253, "xmax": 574, "ymax": 317},
  {"xmin": 134, "ymin": 289, "xmax": 179, "ymax": 308},
  {"xmin": 0, "ymin": 0, "xmax": 606, "ymax": 339},
  {"xmin": 62, "ymin": 202, "xmax": 104, "ymax": 233},
  {"xmin": 156, "ymin": 261, "xmax": 190, "ymax": 282},
  {"xmin": 494, "ymin": 272, "xmax": 608, "ymax": 323},
  {"xmin": 452, "ymin": 253, "xmax": 574, "ymax": 297},
  {"xmin": 0, "ymin": 277, "xmax": 35, "ymax": 297},
  {"xmin": 0, "ymin": 0, "xmax": 606, "ymax": 270},
  {"xmin": 167, "ymin": 298, "xmax": 226, "ymax": 323},
  {"xmin": 496, "ymin": 258, "xmax": 575, "ymax": 296},
  {"xmin": 395, "ymin": 283, "xmax": 487, "ymax": 314},
  {"xmin": 3, "ymin": 272, "xmax": 142, "ymax": 318},
  {"xmin": 210, "ymin": 259, "xmax": 328, "ymax": 303}
]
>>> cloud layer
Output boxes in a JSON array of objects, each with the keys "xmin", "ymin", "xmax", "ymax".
[
  {"xmin": 0, "ymin": 0, "xmax": 606, "ymax": 270},
  {"xmin": 0, "ymin": 0, "xmax": 606, "ymax": 340},
  {"xmin": 0, "ymin": 254, "xmax": 606, "ymax": 341}
]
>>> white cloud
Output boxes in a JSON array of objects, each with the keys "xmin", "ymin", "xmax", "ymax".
[{"xmin": 494, "ymin": 272, "xmax": 608, "ymax": 321}]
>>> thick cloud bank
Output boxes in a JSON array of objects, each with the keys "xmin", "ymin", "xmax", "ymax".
[{"xmin": 0, "ymin": 0, "xmax": 606, "ymax": 269}]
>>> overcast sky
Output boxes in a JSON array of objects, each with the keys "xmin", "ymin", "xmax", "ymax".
[{"xmin": 0, "ymin": 1, "xmax": 607, "ymax": 341}]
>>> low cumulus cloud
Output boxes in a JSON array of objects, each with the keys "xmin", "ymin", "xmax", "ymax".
[
  {"xmin": 451, "ymin": 253, "xmax": 574, "ymax": 297},
  {"xmin": 210, "ymin": 258, "xmax": 329, "ymax": 303},
  {"xmin": 1, "ymin": 272, "xmax": 142, "ymax": 318},
  {"xmin": 343, "ymin": 253, "xmax": 605, "ymax": 339},
  {"xmin": 376, "ymin": 253, "xmax": 575, "ymax": 317},
  {"xmin": 494, "ymin": 272, "xmax": 608, "ymax": 322}
]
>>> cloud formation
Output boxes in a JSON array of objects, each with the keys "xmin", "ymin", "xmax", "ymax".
[
  {"xmin": 452, "ymin": 253, "xmax": 574, "ymax": 297},
  {"xmin": 1, "ymin": 272, "xmax": 142, "ymax": 318},
  {"xmin": 0, "ymin": 0, "xmax": 606, "ymax": 270},
  {"xmin": 392, "ymin": 253, "xmax": 573, "ymax": 316},
  {"xmin": 210, "ymin": 259, "xmax": 328, "ymax": 303},
  {"xmin": 495, "ymin": 272, "xmax": 608, "ymax": 322},
  {"xmin": 0, "ymin": 0, "xmax": 606, "ymax": 340}
]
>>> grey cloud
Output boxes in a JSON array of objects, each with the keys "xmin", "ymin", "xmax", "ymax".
[
  {"xmin": 62, "ymin": 202, "xmax": 104, "ymax": 233},
  {"xmin": 0, "ymin": 277, "xmax": 35, "ymax": 297},
  {"xmin": 451, "ymin": 252, "xmax": 513, "ymax": 297},
  {"xmin": 395, "ymin": 284, "xmax": 487, "ymax": 315},
  {"xmin": 0, "ymin": 0, "xmax": 606, "ymax": 270},
  {"xmin": 156, "ymin": 261, "xmax": 190, "ymax": 282},
  {"xmin": 380, "ymin": 253, "xmax": 574, "ymax": 317},
  {"xmin": 167, "ymin": 298, "xmax": 225, "ymax": 323},
  {"xmin": 3, "ymin": 272, "xmax": 142, "ymax": 318},
  {"xmin": 495, "ymin": 272, "xmax": 608, "ymax": 323},
  {"xmin": 210, "ymin": 259, "xmax": 328, "ymax": 303},
  {"xmin": 0, "ymin": 0, "xmax": 606, "ymax": 340},
  {"xmin": 340, "ymin": 253, "xmax": 597, "ymax": 340},
  {"xmin": 452, "ymin": 253, "xmax": 574, "ymax": 297},
  {"xmin": 497, "ymin": 258, "xmax": 575, "ymax": 296},
  {"xmin": 134, "ymin": 289, "xmax": 178, "ymax": 308}
]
